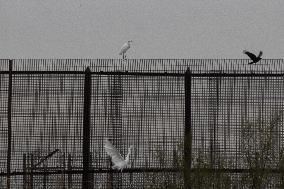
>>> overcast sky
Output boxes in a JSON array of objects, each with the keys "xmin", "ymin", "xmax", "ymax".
[{"xmin": 0, "ymin": 0, "xmax": 283, "ymax": 59}]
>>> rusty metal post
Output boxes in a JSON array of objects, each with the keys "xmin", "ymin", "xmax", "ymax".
[
  {"xmin": 184, "ymin": 68, "xmax": 192, "ymax": 189},
  {"xmin": 82, "ymin": 67, "xmax": 92, "ymax": 189}
]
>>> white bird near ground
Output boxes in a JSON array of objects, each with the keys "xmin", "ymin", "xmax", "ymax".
[
  {"xmin": 119, "ymin": 40, "xmax": 132, "ymax": 59},
  {"xmin": 104, "ymin": 138, "xmax": 134, "ymax": 171}
]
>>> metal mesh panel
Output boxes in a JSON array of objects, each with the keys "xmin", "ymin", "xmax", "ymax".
[
  {"xmin": 9, "ymin": 73, "xmax": 84, "ymax": 188},
  {"xmin": 190, "ymin": 75, "xmax": 284, "ymax": 188},
  {"xmin": 0, "ymin": 74, "xmax": 9, "ymax": 173},
  {"xmin": 1, "ymin": 59, "xmax": 284, "ymax": 188},
  {"xmin": 90, "ymin": 74, "xmax": 184, "ymax": 188}
]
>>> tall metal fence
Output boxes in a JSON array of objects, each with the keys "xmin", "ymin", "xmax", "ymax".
[{"xmin": 0, "ymin": 59, "xmax": 284, "ymax": 188}]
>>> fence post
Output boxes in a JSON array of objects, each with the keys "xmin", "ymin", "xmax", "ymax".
[
  {"xmin": 23, "ymin": 154, "xmax": 27, "ymax": 189},
  {"xmin": 184, "ymin": 68, "xmax": 192, "ymax": 189},
  {"xmin": 30, "ymin": 154, "xmax": 34, "ymax": 189},
  {"xmin": 82, "ymin": 67, "xmax": 92, "ymax": 189},
  {"xmin": 7, "ymin": 59, "xmax": 13, "ymax": 189},
  {"xmin": 43, "ymin": 165, "xmax": 47, "ymax": 189},
  {"xmin": 68, "ymin": 154, "xmax": 72, "ymax": 189}
]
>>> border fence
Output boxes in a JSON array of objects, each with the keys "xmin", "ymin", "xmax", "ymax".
[{"xmin": 1, "ymin": 59, "xmax": 284, "ymax": 188}]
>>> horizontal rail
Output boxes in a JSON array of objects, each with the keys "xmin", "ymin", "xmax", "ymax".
[
  {"xmin": 0, "ymin": 168, "xmax": 180, "ymax": 176},
  {"xmin": 2, "ymin": 168, "xmax": 284, "ymax": 176},
  {"xmin": 0, "ymin": 71, "xmax": 85, "ymax": 75},
  {"xmin": 0, "ymin": 71, "xmax": 182, "ymax": 76},
  {"xmin": 0, "ymin": 71, "xmax": 284, "ymax": 77}
]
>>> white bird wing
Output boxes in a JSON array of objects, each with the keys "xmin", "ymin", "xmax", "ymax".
[
  {"xmin": 104, "ymin": 139, "xmax": 125, "ymax": 164},
  {"xmin": 119, "ymin": 43, "xmax": 130, "ymax": 55}
]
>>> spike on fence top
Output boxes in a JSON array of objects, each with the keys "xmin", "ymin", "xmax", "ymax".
[{"xmin": 85, "ymin": 67, "xmax": 91, "ymax": 73}]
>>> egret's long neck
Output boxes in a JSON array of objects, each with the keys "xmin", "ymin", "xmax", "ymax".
[{"xmin": 125, "ymin": 147, "xmax": 132, "ymax": 162}]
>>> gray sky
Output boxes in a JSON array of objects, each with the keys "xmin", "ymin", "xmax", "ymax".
[{"xmin": 0, "ymin": 0, "xmax": 283, "ymax": 59}]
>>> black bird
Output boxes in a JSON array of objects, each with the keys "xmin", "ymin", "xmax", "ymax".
[{"xmin": 243, "ymin": 50, "xmax": 263, "ymax": 64}]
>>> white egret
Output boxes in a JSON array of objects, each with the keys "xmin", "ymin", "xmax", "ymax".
[
  {"xmin": 119, "ymin": 40, "xmax": 132, "ymax": 59},
  {"xmin": 104, "ymin": 139, "xmax": 134, "ymax": 171}
]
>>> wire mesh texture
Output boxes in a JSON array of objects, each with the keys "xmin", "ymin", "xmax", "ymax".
[{"xmin": 1, "ymin": 59, "xmax": 284, "ymax": 188}]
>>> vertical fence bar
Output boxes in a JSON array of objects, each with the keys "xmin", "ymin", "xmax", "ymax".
[
  {"xmin": 43, "ymin": 166, "xmax": 47, "ymax": 189},
  {"xmin": 82, "ymin": 67, "xmax": 92, "ymax": 189},
  {"xmin": 30, "ymin": 155, "xmax": 33, "ymax": 189},
  {"xmin": 184, "ymin": 68, "xmax": 192, "ymax": 189},
  {"xmin": 108, "ymin": 159, "xmax": 114, "ymax": 189},
  {"xmin": 6, "ymin": 59, "xmax": 13, "ymax": 189},
  {"xmin": 68, "ymin": 154, "xmax": 72, "ymax": 189},
  {"xmin": 23, "ymin": 154, "xmax": 27, "ymax": 189}
]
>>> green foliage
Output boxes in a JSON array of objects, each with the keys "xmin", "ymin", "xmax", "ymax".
[
  {"xmin": 188, "ymin": 148, "xmax": 233, "ymax": 189},
  {"xmin": 0, "ymin": 177, "xmax": 4, "ymax": 189},
  {"xmin": 144, "ymin": 145, "xmax": 183, "ymax": 189},
  {"xmin": 240, "ymin": 110, "xmax": 284, "ymax": 188},
  {"xmin": 147, "ymin": 143, "xmax": 233, "ymax": 189},
  {"xmin": 145, "ymin": 110, "xmax": 284, "ymax": 188}
]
